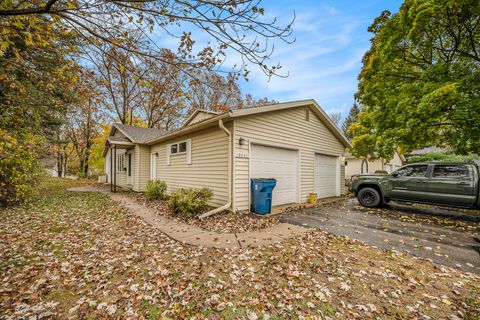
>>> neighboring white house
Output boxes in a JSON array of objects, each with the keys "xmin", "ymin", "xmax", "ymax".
[
  {"xmin": 102, "ymin": 100, "xmax": 351, "ymax": 212},
  {"xmin": 344, "ymin": 151, "xmax": 405, "ymax": 179},
  {"xmin": 40, "ymin": 158, "xmax": 60, "ymax": 177}
]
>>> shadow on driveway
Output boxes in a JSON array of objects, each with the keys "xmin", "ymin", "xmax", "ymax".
[{"xmin": 281, "ymin": 198, "xmax": 480, "ymax": 273}]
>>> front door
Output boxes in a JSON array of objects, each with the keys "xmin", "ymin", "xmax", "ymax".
[
  {"xmin": 389, "ymin": 164, "xmax": 429, "ymax": 201},
  {"xmin": 127, "ymin": 153, "xmax": 134, "ymax": 185},
  {"xmin": 150, "ymin": 153, "xmax": 157, "ymax": 180}
]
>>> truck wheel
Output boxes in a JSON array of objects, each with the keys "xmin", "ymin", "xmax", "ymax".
[{"xmin": 357, "ymin": 187, "xmax": 382, "ymax": 207}]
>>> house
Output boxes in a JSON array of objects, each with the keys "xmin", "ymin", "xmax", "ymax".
[
  {"xmin": 102, "ymin": 100, "xmax": 351, "ymax": 212},
  {"xmin": 39, "ymin": 157, "xmax": 60, "ymax": 177},
  {"xmin": 406, "ymin": 146, "xmax": 449, "ymax": 158},
  {"xmin": 344, "ymin": 151, "xmax": 405, "ymax": 179}
]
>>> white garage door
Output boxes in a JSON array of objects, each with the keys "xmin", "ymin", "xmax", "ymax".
[
  {"xmin": 314, "ymin": 154, "xmax": 338, "ymax": 198},
  {"xmin": 251, "ymin": 144, "xmax": 298, "ymax": 206}
]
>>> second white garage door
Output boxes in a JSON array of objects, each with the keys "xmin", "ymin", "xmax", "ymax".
[
  {"xmin": 251, "ymin": 144, "xmax": 298, "ymax": 206},
  {"xmin": 314, "ymin": 154, "xmax": 338, "ymax": 198}
]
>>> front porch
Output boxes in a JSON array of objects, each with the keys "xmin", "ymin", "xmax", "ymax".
[{"xmin": 105, "ymin": 136, "xmax": 135, "ymax": 193}]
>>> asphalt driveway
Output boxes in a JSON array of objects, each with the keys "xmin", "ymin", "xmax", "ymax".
[{"xmin": 281, "ymin": 198, "xmax": 480, "ymax": 273}]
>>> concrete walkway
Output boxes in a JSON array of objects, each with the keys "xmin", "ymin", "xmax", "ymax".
[{"xmin": 68, "ymin": 186, "xmax": 308, "ymax": 249}]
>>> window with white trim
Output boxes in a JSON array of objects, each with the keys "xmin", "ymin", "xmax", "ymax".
[
  {"xmin": 116, "ymin": 153, "xmax": 125, "ymax": 172},
  {"xmin": 170, "ymin": 141, "xmax": 187, "ymax": 154},
  {"xmin": 167, "ymin": 139, "xmax": 191, "ymax": 165}
]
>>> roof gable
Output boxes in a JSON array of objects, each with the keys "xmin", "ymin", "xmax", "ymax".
[
  {"xmin": 145, "ymin": 100, "xmax": 351, "ymax": 148},
  {"xmin": 229, "ymin": 100, "xmax": 351, "ymax": 148},
  {"xmin": 113, "ymin": 123, "xmax": 165, "ymax": 143},
  {"xmin": 183, "ymin": 109, "xmax": 223, "ymax": 127}
]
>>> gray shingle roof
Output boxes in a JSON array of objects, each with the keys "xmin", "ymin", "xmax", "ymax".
[
  {"xmin": 114, "ymin": 123, "xmax": 165, "ymax": 143},
  {"xmin": 107, "ymin": 136, "xmax": 132, "ymax": 143},
  {"xmin": 408, "ymin": 146, "xmax": 448, "ymax": 156}
]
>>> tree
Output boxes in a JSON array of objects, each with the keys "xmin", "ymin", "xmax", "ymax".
[
  {"xmin": 0, "ymin": 16, "xmax": 79, "ymax": 203},
  {"xmin": 342, "ymin": 103, "xmax": 360, "ymax": 139},
  {"xmin": 64, "ymin": 71, "xmax": 104, "ymax": 175},
  {"xmin": 328, "ymin": 112, "xmax": 342, "ymax": 126},
  {"xmin": 88, "ymin": 43, "xmax": 146, "ymax": 125},
  {"xmin": 0, "ymin": 0, "xmax": 294, "ymax": 79},
  {"xmin": 139, "ymin": 50, "xmax": 187, "ymax": 131},
  {"xmin": 351, "ymin": 0, "xmax": 480, "ymax": 160},
  {"xmin": 242, "ymin": 94, "xmax": 278, "ymax": 108},
  {"xmin": 187, "ymin": 72, "xmax": 243, "ymax": 112},
  {"xmin": 88, "ymin": 124, "xmax": 111, "ymax": 174}
]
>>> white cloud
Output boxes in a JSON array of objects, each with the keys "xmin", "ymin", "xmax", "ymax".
[{"xmin": 238, "ymin": 6, "xmax": 367, "ymax": 116}]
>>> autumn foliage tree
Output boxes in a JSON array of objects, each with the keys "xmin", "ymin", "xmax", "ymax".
[
  {"xmin": 0, "ymin": 15, "xmax": 79, "ymax": 204},
  {"xmin": 187, "ymin": 72, "xmax": 243, "ymax": 112},
  {"xmin": 139, "ymin": 50, "xmax": 187, "ymax": 131},
  {"xmin": 0, "ymin": 0, "xmax": 294, "ymax": 79},
  {"xmin": 64, "ymin": 71, "xmax": 105, "ymax": 175},
  {"xmin": 342, "ymin": 102, "xmax": 360, "ymax": 139},
  {"xmin": 350, "ymin": 0, "xmax": 480, "ymax": 160},
  {"xmin": 1, "ymin": 0, "xmax": 292, "ymax": 205}
]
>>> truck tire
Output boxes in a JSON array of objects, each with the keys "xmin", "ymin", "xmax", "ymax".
[{"xmin": 357, "ymin": 187, "xmax": 382, "ymax": 208}]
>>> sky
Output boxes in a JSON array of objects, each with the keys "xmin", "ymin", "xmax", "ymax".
[
  {"xmin": 236, "ymin": 0, "xmax": 403, "ymax": 119},
  {"xmin": 154, "ymin": 0, "xmax": 403, "ymax": 120}
]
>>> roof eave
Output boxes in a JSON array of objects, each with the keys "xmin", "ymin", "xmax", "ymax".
[
  {"xmin": 230, "ymin": 99, "xmax": 352, "ymax": 148},
  {"xmin": 146, "ymin": 113, "xmax": 231, "ymax": 145}
]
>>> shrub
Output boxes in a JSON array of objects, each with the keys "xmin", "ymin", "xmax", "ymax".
[
  {"xmin": 0, "ymin": 130, "xmax": 42, "ymax": 207},
  {"xmin": 168, "ymin": 187, "xmax": 213, "ymax": 218},
  {"xmin": 144, "ymin": 180, "xmax": 167, "ymax": 200}
]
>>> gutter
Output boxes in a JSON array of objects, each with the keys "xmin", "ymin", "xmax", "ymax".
[{"xmin": 199, "ymin": 118, "xmax": 232, "ymax": 219}]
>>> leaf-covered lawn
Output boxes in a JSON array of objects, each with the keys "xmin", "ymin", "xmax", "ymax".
[{"xmin": 1, "ymin": 178, "xmax": 479, "ymax": 319}]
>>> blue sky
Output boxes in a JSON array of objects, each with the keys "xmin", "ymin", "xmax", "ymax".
[
  {"xmin": 236, "ymin": 0, "xmax": 403, "ymax": 119},
  {"xmin": 154, "ymin": 1, "xmax": 403, "ymax": 120}
]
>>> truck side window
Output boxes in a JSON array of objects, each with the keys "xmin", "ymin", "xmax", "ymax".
[
  {"xmin": 433, "ymin": 165, "xmax": 469, "ymax": 178},
  {"xmin": 395, "ymin": 165, "xmax": 428, "ymax": 177}
]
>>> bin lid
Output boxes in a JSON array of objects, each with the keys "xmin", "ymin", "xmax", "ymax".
[{"xmin": 251, "ymin": 178, "xmax": 277, "ymax": 182}]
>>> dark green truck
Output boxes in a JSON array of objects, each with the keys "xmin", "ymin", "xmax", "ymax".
[{"xmin": 349, "ymin": 162, "xmax": 480, "ymax": 208}]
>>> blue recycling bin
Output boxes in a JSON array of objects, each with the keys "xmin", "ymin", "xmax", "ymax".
[{"xmin": 251, "ymin": 178, "xmax": 277, "ymax": 214}]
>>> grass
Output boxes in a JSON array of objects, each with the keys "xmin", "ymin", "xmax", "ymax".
[{"xmin": 0, "ymin": 177, "xmax": 479, "ymax": 319}]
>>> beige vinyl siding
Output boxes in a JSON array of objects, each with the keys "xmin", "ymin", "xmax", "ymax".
[
  {"xmin": 340, "ymin": 164, "xmax": 346, "ymax": 194},
  {"xmin": 150, "ymin": 126, "xmax": 229, "ymax": 207},
  {"xmin": 344, "ymin": 158, "xmax": 384, "ymax": 178},
  {"xmin": 134, "ymin": 144, "xmax": 151, "ymax": 192},
  {"xmin": 233, "ymin": 107, "xmax": 346, "ymax": 211}
]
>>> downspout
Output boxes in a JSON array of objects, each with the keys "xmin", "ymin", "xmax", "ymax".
[{"xmin": 199, "ymin": 118, "xmax": 232, "ymax": 219}]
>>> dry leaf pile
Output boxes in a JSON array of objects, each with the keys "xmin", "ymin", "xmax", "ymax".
[
  {"xmin": 130, "ymin": 193, "xmax": 281, "ymax": 233},
  {"xmin": 1, "ymin": 178, "xmax": 479, "ymax": 319}
]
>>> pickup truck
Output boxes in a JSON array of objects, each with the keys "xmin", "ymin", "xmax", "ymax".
[{"xmin": 349, "ymin": 162, "xmax": 480, "ymax": 208}]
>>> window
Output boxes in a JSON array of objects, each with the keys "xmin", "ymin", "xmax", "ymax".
[
  {"xmin": 171, "ymin": 144, "xmax": 178, "ymax": 154},
  {"xmin": 167, "ymin": 139, "xmax": 191, "ymax": 165},
  {"xmin": 394, "ymin": 165, "xmax": 427, "ymax": 177},
  {"xmin": 116, "ymin": 153, "xmax": 125, "ymax": 172},
  {"xmin": 170, "ymin": 141, "xmax": 188, "ymax": 154},
  {"xmin": 128, "ymin": 154, "xmax": 132, "ymax": 176},
  {"xmin": 433, "ymin": 165, "xmax": 469, "ymax": 178},
  {"xmin": 179, "ymin": 141, "xmax": 187, "ymax": 153}
]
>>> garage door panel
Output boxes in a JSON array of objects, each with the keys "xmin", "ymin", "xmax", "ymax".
[
  {"xmin": 314, "ymin": 154, "xmax": 338, "ymax": 198},
  {"xmin": 251, "ymin": 145, "xmax": 298, "ymax": 206}
]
